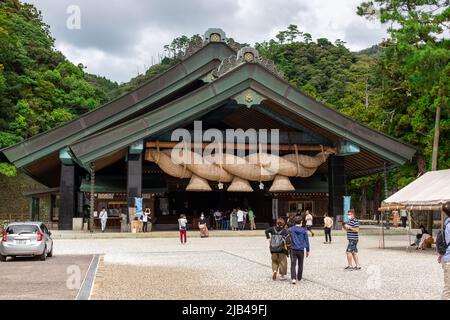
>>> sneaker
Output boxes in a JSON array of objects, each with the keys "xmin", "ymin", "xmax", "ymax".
[
  {"xmin": 291, "ymin": 279, "xmax": 296, "ymax": 285},
  {"xmin": 344, "ymin": 266, "xmax": 353, "ymax": 271},
  {"xmin": 353, "ymin": 266, "xmax": 362, "ymax": 271},
  {"xmin": 272, "ymin": 271, "xmax": 277, "ymax": 280},
  {"xmin": 280, "ymin": 275, "xmax": 287, "ymax": 281}
]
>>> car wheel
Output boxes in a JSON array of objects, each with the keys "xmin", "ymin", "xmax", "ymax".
[
  {"xmin": 47, "ymin": 244, "xmax": 53, "ymax": 258},
  {"xmin": 39, "ymin": 246, "xmax": 47, "ymax": 261},
  {"xmin": 0, "ymin": 255, "xmax": 6, "ymax": 262}
]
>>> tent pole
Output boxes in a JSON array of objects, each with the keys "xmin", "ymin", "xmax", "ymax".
[
  {"xmin": 407, "ymin": 210, "xmax": 412, "ymax": 252},
  {"xmin": 381, "ymin": 212, "xmax": 385, "ymax": 249}
]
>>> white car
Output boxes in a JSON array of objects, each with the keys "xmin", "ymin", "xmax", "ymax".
[{"xmin": 0, "ymin": 222, "xmax": 53, "ymax": 261}]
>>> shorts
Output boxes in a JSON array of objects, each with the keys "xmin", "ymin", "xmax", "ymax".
[{"xmin": 346, "ymin": 240, "xmax": 358, "ymax": 253}]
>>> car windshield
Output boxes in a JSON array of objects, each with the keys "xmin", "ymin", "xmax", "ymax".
[{"xmin": 7, "ymin": 225, "xmax": 39, "ymax": 235}]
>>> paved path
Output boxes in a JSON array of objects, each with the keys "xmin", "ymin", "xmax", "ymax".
[
  {"xmin": 0, "ymin": 255, "xmax": 93, "ymax": 300},
  {"xmin": 52, "ymin": 234, "xmax": 444, "ymax": 300}
]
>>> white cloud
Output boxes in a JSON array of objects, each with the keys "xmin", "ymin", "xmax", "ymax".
[{"xmin": 25, "ymin": 0, "xmax": 388, "ymax": 83}]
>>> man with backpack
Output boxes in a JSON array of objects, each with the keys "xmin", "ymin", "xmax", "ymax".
[
  {"xmin": 265, "ymin": 218, "xmax": 289, "ymax": 281},
  {"xmin": 437, "ymin": 201, "xmax": 450, "ymax": 300}
]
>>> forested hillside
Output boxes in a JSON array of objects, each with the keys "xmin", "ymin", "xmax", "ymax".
[
  {"xmin": 0, "ymin": 0, "xmax": 448, "ymax": 210},
  {"xmin": 0, "ymin": 0, "xmax": 119, "ymax": 175}
]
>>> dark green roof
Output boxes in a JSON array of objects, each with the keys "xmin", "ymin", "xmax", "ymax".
[
  {"xmin": 69, "ymin": 62, "xmax": 416, "ymax": 167},
  {"xmin": 1, "ymin": 42, "xmax": 236, "ymax": 168}
]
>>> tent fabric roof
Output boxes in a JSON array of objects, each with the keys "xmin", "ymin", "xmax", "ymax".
[{"xmin": 383, "ymin": 169, "xmax": 450, "ymax": 208}]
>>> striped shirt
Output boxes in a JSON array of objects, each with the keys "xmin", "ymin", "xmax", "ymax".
[{"xmin": 347, "ymin": 218, "xmax": 359, "ymax": 241}]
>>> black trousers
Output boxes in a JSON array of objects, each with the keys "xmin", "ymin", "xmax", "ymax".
[
  {"xmin": 143, "ymin": 221, "xmax": 148, "ymax": 232},
  {"xmin": 290, "ymin": 250, "xmax": 305, "ymax": 280},
  {"xmin": 401, "ymin": 216, "xmax": 407, "ymax": 228},
  {"xmin": 324, "ymin": 227, "xmax": 332, "ymax": 242}
]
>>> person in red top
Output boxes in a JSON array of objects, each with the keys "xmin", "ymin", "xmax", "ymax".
[{"xmin": 178, "ymin": 214, "xmax": 188, "ymax": 244}]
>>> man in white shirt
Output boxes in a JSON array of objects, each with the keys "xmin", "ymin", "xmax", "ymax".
[
  {"xmin": 305, "ymin": 210, "xmax": 314, "ymax": 237},
  {"xmin": 323, "ymin": 213, "xmax": 334, "ymax": 243},
  {"xmin": 99, "ymin": 207, "xmax": 108, "ymax": 233},
  {"xmin": 400, "ymin": 209, "xmax": 408, "ymax": 228},
  {"xmin": 237, "ymin": 208, "xmax": 244, "ymax": 230},
  {"xmin": 142, "ymin": 208, "xmax": 150, "ymax": 232}
]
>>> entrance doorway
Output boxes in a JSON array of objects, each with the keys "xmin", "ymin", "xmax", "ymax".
[{"xmin": 153, "ymin": 191, "xmax": 273, "ymax": 225}]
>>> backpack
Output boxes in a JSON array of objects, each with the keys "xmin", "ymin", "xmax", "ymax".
[
  {"xmin": 436, "ymin": 221, "xmax": 450, "ymax": 256},
  {"xmin": 270, "ymin": 228, "xmax": 285, "ymax": 253}
]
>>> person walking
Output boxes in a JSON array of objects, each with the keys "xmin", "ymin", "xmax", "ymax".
[
  {"xmin": 289, "ymin": 216, "xmax": 310, "ymax": 284},
  {"xmin": 305, "ymin": 210, "xmax": 314, "ymax": 237},
  {"xmin": 323, "ymin": 213, "xmax": 333, "ymax": 244},
  {"xmin": 178, "ymin": 214, "xmax": 188, "ymax": 244},
  {"xmin": 265, "ymin": 217, "xmax": 289, "ymax": 281},
  {"xmin": 248, "ymin": 208, "xmax": 256, "ymax": 230},
  {"xmin": 198, "ymin": 213, "xmax": 209, "ymax": 238},
  {"xmin": 437, "ymin": 201, "xmax": 450, "ymax": 300},
  {"xmin": 237, "ymin": 208, "xmax": 245, "ymax": 230},
  {"xmin": 99, "ymin": 207, "xmax": 108, "ymax": 233},
  {"xmin": 142, "ymin": 208, "xmax": 150, "ymax": 232},
  {"xmin": 344, "ymin": 209, "xmax": 361, "ymax": 270}
]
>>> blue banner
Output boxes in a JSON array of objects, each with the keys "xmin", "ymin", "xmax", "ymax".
[
  {"xmin": 343, "ymin": 196, "xmax": 351, "ymax": 223},
  {"xmin": 135, "ymin": 197, "xmax": 143, "ymax": 218}
]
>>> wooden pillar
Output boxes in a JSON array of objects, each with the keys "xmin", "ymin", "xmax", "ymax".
[
  {"xmin": 59, "ymin": 164, "xmax": 76, "ymax": 230},
  {"xmin": 328, "ymin": 155, "xmax": 345, "ymax": 229},
  {"xmin": 127, "ymin": 152, "xmax": 142, "ymax": 223}
]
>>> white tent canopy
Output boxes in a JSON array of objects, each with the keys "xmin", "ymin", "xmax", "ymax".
[{"xmin": 382, "ymin": 169, "xmax": 450, "ymax": 211}]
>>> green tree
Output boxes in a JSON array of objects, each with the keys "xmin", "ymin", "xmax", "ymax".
[{"xmin": 357, "ymin": 0, "xmax": 450, "ymax": 171}]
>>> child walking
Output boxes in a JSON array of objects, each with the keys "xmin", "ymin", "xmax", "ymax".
[{"xmin": 178, "ymin": 214, "xmax": 188, "ymax": 244}]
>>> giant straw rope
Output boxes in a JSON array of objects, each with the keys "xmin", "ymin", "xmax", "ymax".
[{"xmin": 145, "ymin": 146, "xmax": 336, "ymax": 192}]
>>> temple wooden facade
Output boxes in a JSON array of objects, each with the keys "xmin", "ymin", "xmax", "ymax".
[{"xmin": 0, "ymin": 29, "xmax": 416, "ymax": 230}]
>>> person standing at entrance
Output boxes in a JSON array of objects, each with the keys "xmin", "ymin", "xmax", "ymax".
[
  {"xmin": 99, "ymin": 207, "xmax": 108, "ymax": 233},
  {"xmin": 305, "ymin": 210, "xmax": 314, "ymax": 237},
  {"xmin": 344, "ymin": 209, "xmax": 361, "ymax": 270},
  {"xmin": 248, "ymin": 208, "xmax": 256, "ymax": 230},
  {"xmin": 142, "ymin": 208, "xmax": 150, "ymax": 233},
  {"xmin": 323, "ymin": 213, "xmax": 333, "ymax": 244},
  {"xmin": 231, "ymin": 209, "xmax": 238, "ymax": 231},
  {"xmin": 237, "ymin": 208, "xmax": 244, "ymax": 230},
  {"xmin": 400, "ymin": 209, "xmax": 408, "ymax": 228},
  {"xmin": 178, "ymin": 214, "xmax": 188, "ymax": 244},
  {"xmin": 437, "ymin": 202, "xmax": 450, "ymax": 300},
  {"xmin": 265, "ymin": 217, "xmax": 289, "ymax": 281},
  {"xmin": 289, "ymin": 216, "xmax": 310, "ymax": 284}
]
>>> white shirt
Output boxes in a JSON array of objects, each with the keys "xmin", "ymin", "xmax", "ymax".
[
  {"xmin": 99, "ymin": 210, "xmax": 108, "ymax": 221},
  {"xmin": 142, "ymin": 212, "xmax": 149, "ymax": 223},
  {"xmin": 324, "ymin": 216, "xmax": 333, "ymax": 228},
  {"xmin": 178, "ymin": 218, "xmax": 187, "ymax": 230},
  {"xmin": 306, "ymin": 214, "xmax": 313, "ymax": 226},
  {"xmin": 237, "ymin": 210, "xmax": 244, "ymax": 222}
]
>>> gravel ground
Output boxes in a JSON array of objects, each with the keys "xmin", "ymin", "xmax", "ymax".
[{"xmin": 52, "ymin": 234, "xmax": 444, "ymax": 300}]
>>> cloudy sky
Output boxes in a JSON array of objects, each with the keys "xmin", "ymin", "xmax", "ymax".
[{"xmin": 25, "ymin": 0, "xmax": 387, "ymax": 83}]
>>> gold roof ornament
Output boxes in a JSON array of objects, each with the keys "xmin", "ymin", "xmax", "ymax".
[{"xmin": 210, "ymin": 33, "xmax": 221, "ymax": 42}]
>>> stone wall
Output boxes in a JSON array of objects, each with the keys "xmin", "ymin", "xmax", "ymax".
[{"xmin": 0, "ymin": 172, "xmax": 46, "ymax": 222}]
